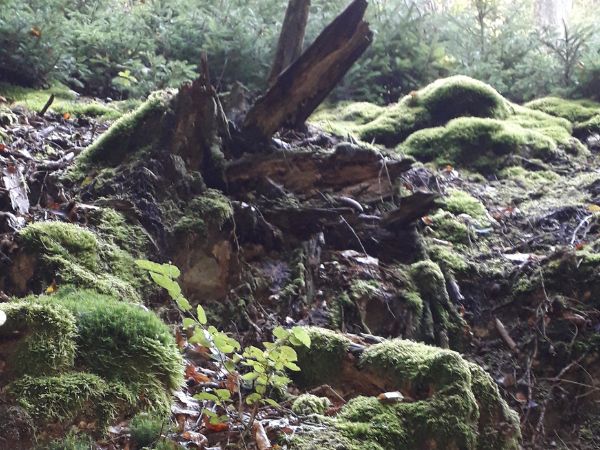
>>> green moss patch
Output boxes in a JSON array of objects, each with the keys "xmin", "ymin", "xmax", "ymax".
[
  {"xmin": 0, "ymin": 288, "xmax": 183, "ymax": 432},
  {"xmin": 443, "ymin": 189, "xmax": 488, "ymax": 221},
  {"xmin": 0, "ymin": 301, "xmax": 76, "ymax": 381},
  {"xmin": 0, "ymin": 82, "xmax": 124, "ymax": 120},
  {"xmin": 293, "ymin": 327, "xmax": 351, "ymax": 388},
  {"xmin": 292, "ymin": 394, "xmax": 331, "ymax": 416},
  {"xmin": 525, "ymin": 97, "xmax": 600, "ymax": 123},
  {"xmin": 8, "ymin": 373, "xmax": 135, "ymax": 427},
  {"xmin": 173, "ymin": 189, "xmax": 233, "ymax": 236},
  {"xmin": 19, "ymin": 221, "xmax": 145, "ymax": 301},
  {"xmin": 399, "ymin": 117, "xmax": 568, "ymax": 174},
  {"xmin": 292, "ymin": 337, "xmax": 520, "ymax": 450},
  {"xmin": 74, "ymin": 90, "xmax": 172, "ymax": 170}
]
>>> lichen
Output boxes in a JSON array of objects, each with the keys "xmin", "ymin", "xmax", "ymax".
[
  {"xmin": 292, "ymin": 394, "xmax": 331, "ymax": 416},
  {"xmin": 19, "ymin": 221, "xmax": 145, "ymax": 301}
]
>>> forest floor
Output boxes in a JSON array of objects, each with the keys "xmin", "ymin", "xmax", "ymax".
[{"xmin": 1, "ymin": 80, "xmax": 600, "ymax": 450}]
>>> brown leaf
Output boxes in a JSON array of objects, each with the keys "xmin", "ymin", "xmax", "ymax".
[
  {"xmin": 253, "ymin": 421, "xmax": 272, "ymax": 450},
  {"xmin": 185, "ymin": 364, "xmax": 211, "ymax": 383},
  {"xmin": 182, "ymin": 431, "xmax": 208, "ymax": 447},
  {"xmin": 63, "ymin": 112, "xmax": 71, "ymax": 120},
  {"xmin": 202, "ymin": 415, "xmax": 229, "ymax": 432},
  {"xmin": 30, "ymin": 27, "xmax": 42, "ymax": 38},
  {"xmin": 175, "ymin": 329, "xmax": 187, "ymax": 350},
  {"xmin": 0, "ymin": 143, "xmax": 6, "ymax": 152}
]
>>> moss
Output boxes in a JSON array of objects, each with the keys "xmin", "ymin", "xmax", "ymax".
[
  {"xmin": 574, "ymin": 113, "xmax": 600, "ymax": 136},
  {"xmin": 428, "ymin": 243, "xmax": 470, "ymax": 274},
  {"xmin": 399, "ymin": 117, "xmax": 563, "ymax": 174},
  {"xmin": 46, "ymin": 288, "xmax": 183, "ymax": 400},
  {"xmin": 74, "ymin": 90, "xmax": 172, "ymax": 169},
  {"xmin": 525, "ymin": 96, "xmax": 600, "ymax": 123},
  {"xmin": 356, "ymin": 104, "xmax": 431, "ymax": 146},
  {"xmin": 174, "ymin": 189, "xmax": 233, "ymax": 235},
  {"xmin": 310, "ymin": 101, "xmax": 386, "ymax": 138},
  {"xmin": 292, "ymin": 394, "xmax": 331, "ymax": 416},
  {"xmin": 0, "ymin": 301, "xmax": 76, "ymax": 380},
  {"xmin": 40, "ymin": 432, "xmax": 94, "ymax": 450},
  {"xmin": 410, "ymin": 260, "xmax": 467, "ymax": 347},
  {"xmin": 8, "ymin": 373, "xmax": 135, "ymax": 427},
  {"xmin": 443, "ymin": 189, "xmax": 488, "ymax": 221},
  {"xmin": 19, "ymin": 221, "xmax": 144, "ymax": 301},
  {"xmin": 130, "ymin": 412, "xmax": 168, "ymax": 448},
  {"xmin": 89, "ymin": 207, "xmax": 149, "ymax": 256},
  {"xmin": 412, "ymin": 75, "xmax": 511, "ymax": 122},
  {"xmin": 0, "ymin": 82, "xmax": 122, "ymax": 120},
  {"xmin": 292, "ymin": 338, "xmax": 520, "ymax": 450},
  {"xmin": 499, "ymin": 166, "xmax": 560, "ymax": 187},
  {"xmin": 293, "ymin": 327, "xmax": 351, "ymax": 388}
]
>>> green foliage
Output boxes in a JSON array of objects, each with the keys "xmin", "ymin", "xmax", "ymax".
[
  {"xmin": 136, "ymin": 259, "xmax": 311, "ymax": 426},
  {"xmin": 41, "ymin": 431, "xmax": 94, "ymax": 450}
]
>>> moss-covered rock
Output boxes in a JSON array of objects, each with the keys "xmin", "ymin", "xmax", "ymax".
[
  {"xmin": 0, "ymin": 289, "xmax": 183, "ymax": 435},
  {"xmin": 7, "ymin": 373, "xmax": 136, "ymax": 428},
  {"xmin": 292, "ymin": 394, "xmax": 332, "ymax": 416},
  {"xmin": 0, "ymin": 301, "xmax": 76, "ymax": 382},
  {"xmin": 293, "ymin": 327, "xmax": 351, "ymax": 388},
  {"xmin": 443, "ymin": 189, "xmax": 488, "ymax": 221},
  {"xmin": 399, "ymin": 117, "xmax": 569, "ymax": 174},
  {"xmin": 291, "ymin": 337, "xmax": 520, "ymax": 450},
  {"xmin": 173, "ymin": 189, "xmax": 233, "ymax": 236},
  {"xmin": 16, "ymin": 221, "xmax": 145, "ymax": 300}
]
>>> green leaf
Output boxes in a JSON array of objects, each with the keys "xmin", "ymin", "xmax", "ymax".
[
  {"xmin": 214, "ymin": 334, "xmax": 235, "ymax": 354},
  {"xmin": 242, "ymin": 372, "xmax": 260, "ymax": 381},
  {"xmin": 273, "ymin": 326, "xmax": 289, "ymax": 340},
  {"xmin": 182, "ymin": 318, "xmax": 196, "ymax": 329},
  {"xmin": 284, "ymin": 361, "xmax": 301, "ymax": 372},
  {"xmin": 246, "ymin": 393, "xmax": 262, "ymax": 405},
  {"xmin": 189, "ymin": 329, "xmax": 211, "ymax": 347},
  {"xmin": 279, "ymin": 345, "xmax": 298, "ymax": 362},
  {"xmin": 197, "ymin": 305, "xmax": 207, "ymax": 325},
  {"xmin": 135, "ymin": 260, "xmax": 181, "ymax": 278},
  {"xmin": 263, "ymin": 398, "xmax": 280, "ymax": 408},
  {"xmin": 292, "ymin": 327, "xmax": 311, "ymax": 348},
  {"xmin": 216, "ymin": 389, "xmax": 232, "ymax": 401},
  {"xmin": 194, "ymin": 392, "xmax": 219, "ymax": 402},
  {"xmin": 175, "ymin": 296, "xmax": 192, "ymax": 312}
]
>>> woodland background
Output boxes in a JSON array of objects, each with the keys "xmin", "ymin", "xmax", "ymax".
[{"xmin": 1, "ymin": 0, "xmax": 600, "ymax": 104}]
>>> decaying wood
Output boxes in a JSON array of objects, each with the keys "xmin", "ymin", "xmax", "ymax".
[
  {"xmin": 243, "ymin": 0, "xmax": 373, "ymax": 141},
  {"xmin": 267, "ymin": 0, "xmax": 311, "ymax": 86},
  {"xmin": 38, "ymin": 94, "xmax": 54, "ymax": 117},
  {"xmin": 225, "ymin": 146, "xmax": 412, "ymax": 200},
  {"xmin": 381, "ymin": 192, "xmax": 439, "ymax": 229},
  {"xmin": 170, "ymin": 77, "xmax": 230, "ymax": 185}
]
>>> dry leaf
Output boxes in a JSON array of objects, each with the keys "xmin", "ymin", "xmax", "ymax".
[
  {"xmin": 63, "ymin": 112, "xmax": 71, "ymax": 120},
  {"xmin": 185, "ymin": 364, "xmax": 211, "ymax": 383},
  {"xmin": 182, "ymin": 431, "xmax": 208, "ymax": 447}
]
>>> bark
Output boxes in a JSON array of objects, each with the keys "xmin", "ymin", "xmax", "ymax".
[
  {"xmin": 243, "ymin": 0, "xmax": 373, "ymax": 141},
  {"xmin": 267, "ymin": 0, "xmax": 311, "ymax": 86}
]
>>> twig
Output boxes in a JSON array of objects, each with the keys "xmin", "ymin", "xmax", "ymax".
[
  {"xmin": 38, "ymin": 94, "xmax": 55, "ymax": 117},
  {"xmin": 494, "ymin": 317, "xmax": 518, "ymax": 353}
]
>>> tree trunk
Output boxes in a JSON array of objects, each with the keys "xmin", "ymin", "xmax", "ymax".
[
  {"xmin": 267, "ymin": 0, "xmax": 311, "ymax": 86},
  {"xmin": 243, "ymin": 0, "xmax": 373, "ymax": 142}
]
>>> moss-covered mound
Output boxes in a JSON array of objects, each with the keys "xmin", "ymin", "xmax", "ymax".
[
  {"xmin": 312, "ymin": 77, "xmax": 590, "ymax": 173},
  {"xmin": 0, "ymin": 288, "xmax": 183, "ymax": 434},
  {"xmin": 15, "ymin": 220, "xmax": 146, "ymax": 300},
  {"xmin": 312, "ymin": 76, "xmax": 511, "ymax": 147},
  {"xmin": 399, "ymin": 117, "xmax": 573, "ymax": 174},
  {"xmin": 524, "ymin": 97, "xmax": 600, "ymax": 123},
  {"xmin": 291, "ymin": 331, "xmax": 520, "ymax": 450}
]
